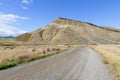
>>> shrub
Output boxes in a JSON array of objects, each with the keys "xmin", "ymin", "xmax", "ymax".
[
  {"xmin": 0, "ymin": 60, "xmax": 17, "ymax": 70},
  {"xmin": 43, "ymin": 50, "xmax": 46, "ymax": 54},
  {"xmin": 47, "ymin": 48, "xmax": 51, "ymax": 52},
  {"xmin": 32, "ymin": 48, "xmax": 36, "ymax": 52},
  {"xmin": 55, "ymin": 48, "xmax": 60, "ymax": 51},
  {"xmin": 18, "ymin": 55, "xmax": 30, "ymax": 61}
]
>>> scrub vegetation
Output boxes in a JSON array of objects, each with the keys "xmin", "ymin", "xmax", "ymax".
[
  {"xmin": 0, "ymin": 45, "xmax": 71, "ymax": 70},
  {"xmin": 91, "ymin": 45, "xmax": 120, "ymax": 79}
]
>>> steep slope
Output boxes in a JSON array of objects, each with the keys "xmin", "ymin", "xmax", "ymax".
[
  {"xmin": 15, "ymin": 33, "xmax": 31, "ymax": 42},
  {"xmin": 15, "ymin": 18, "xmax": 120, "ymax": 44}
]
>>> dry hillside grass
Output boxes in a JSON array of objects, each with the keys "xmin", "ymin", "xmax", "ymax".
[
  {"xmin": 0, "ymin": 39, "xmax": 23, "ymax": 46},
  {"xmin": 0, "ymin": 45, "xmax": 71, "ymax": 70},
  {"xmin": 91, "ymin": 45, "xmax": 120, "ymax": 79}
]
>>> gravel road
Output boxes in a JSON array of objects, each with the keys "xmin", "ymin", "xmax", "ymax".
[{"xmin": 0, "ymin": 47, "xmax": 113, "ymax": 80}]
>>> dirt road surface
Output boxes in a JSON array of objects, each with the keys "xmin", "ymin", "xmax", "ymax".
[{"xmin": 0, "ymin": 47, "xmax": 113, "ymax": 80}]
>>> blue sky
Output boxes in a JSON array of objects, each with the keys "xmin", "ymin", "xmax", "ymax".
[{"xmin": 0, "ymin": 0, "xmax": 120, "ymax": 36}]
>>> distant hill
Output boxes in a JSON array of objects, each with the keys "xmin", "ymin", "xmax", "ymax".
[
  {"xmin": 0, "ymin": 36, "xmax": 14, "ymax": 38},
  {"xmin": 14, "ymin": 18, "xmax": 120, "ymax": 44}
]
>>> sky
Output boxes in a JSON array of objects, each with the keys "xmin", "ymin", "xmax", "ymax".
[{"xmin": 0, "ymin": 0, "xmax": 120, "ymax": 36}]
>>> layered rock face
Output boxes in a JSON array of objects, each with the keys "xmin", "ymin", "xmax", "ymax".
[{"xmin": 15, "ymin": 18, "xmax": 120, "ymax": 44}]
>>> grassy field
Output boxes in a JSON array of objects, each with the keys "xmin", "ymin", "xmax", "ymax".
[
  {"xmin": 91, "ymin": 45, "xmax": 120, "ymax": 79},
  {"xmin": 0, "ymin": 45, "xmax": 72, "ymax": 70},
  {"xmin": 0, "ymin": 38, "xmax": 23, "ymax": 46}
]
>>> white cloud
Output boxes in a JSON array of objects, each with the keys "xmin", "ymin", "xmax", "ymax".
[
  {"xmin": 22, "ymin": 0, "xmax": 30, "ymax": 4},
  {"xmin": 0, "ymin": 23, "xmax": 26, "ymax": 37},
  {"xmin": 22, "ymin": 6, "xmax": 29, "ymax": 10},
  {"xmin": 0, "ymin": 13, "xmax": 28, "ymax": 23},
  {"xmin": 0, "ymin": 13, "xmax": 28, "ymax": 37},
  {"xmin": 21, "ymin": 0, "xmax": 33, "ymax": 10}
]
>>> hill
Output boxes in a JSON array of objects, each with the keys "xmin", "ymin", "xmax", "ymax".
[
  {"xmin": 0, "ymin": 36, "xmax": 14, "ymax": 38},
  {"xmin": 14, "ymin": 18, "xmax": 120, "ymax": 44}
]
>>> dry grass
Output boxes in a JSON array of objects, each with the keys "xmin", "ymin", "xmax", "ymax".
[
  {"xmin": 91, "ymin": 45, "xmax": 120, "ymax": 79},
  {"xmin": 0, "ymin": 38, "xmax": 23, "ymax": 46},
  {"xmin": 0, "ymin": 45, "xmax": 71, "ymax": 70}
]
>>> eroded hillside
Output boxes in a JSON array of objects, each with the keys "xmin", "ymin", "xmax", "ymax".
[{"xmin": 14, "ymin": 18, "xmax": 120, "ymax": 44}]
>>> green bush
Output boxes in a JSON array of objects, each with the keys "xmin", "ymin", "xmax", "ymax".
[{"xmin": 0, "ymin": 61, "xmax": 17, "ymax": 70}]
